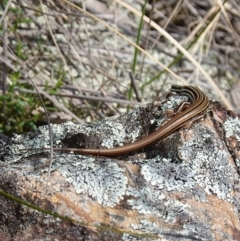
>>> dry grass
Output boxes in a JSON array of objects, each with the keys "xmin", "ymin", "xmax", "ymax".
[{"xmin": 0, "ymin": 0, "xmax": 240, "ymax": 133}]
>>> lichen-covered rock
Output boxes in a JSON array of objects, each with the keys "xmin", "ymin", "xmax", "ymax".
[{"xmin": 1, "ymin": 95, "xmax": 240, "ymax": 241}]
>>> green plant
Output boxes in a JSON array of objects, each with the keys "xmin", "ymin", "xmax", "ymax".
[{"xmin": 0, "ymin": 75, "xmax": 41, "ymax": 134}]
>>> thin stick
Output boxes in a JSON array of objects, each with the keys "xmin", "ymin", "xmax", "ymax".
[{"xmin": 2, "ymin": 16, "xmax": 8, "ymax": 126}]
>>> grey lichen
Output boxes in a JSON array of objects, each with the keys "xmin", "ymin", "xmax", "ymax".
[
  {"xmin": 54, "ymin": 154, "xmax": 128, "ymax": 207},
  {"xmin": 139, "ymin": 123, "xmax": 237, "ymax": 203},
  {"xmin": 131, "ymin": 220, "xmax": 160, "ymax": 235},
  {"xmin": 223, "ymin": 116, "xmax": 240, "ymax": 141},
  {"xmin": 8, "ymin": 122, "xmax": 87, "ymax": 161},
  {"xmin": 126, "ymin": 219, "xmax": 215, "ymax": 241},
  {"xmin": 6, "ymin": 123, "xmax": 130, "ymax": 208},
  {"xmin": 181, "ymin": 223, "xmax": 215, "ymax": 241},
  {"xmin": 126, "ymin": 186, "xmax": 188, "ymax": 223},
  {"xmin": 4, "ymin": 152, "xmax": 128, "ymax": 208},
  {"xmin": 99, "ymin": 117, "xmax": 141, "ymax": 148}
]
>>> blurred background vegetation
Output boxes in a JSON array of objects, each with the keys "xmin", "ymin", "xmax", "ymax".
[{"xmin": 0, "ymin": 0, "xmax": 240, "ymax": 136}]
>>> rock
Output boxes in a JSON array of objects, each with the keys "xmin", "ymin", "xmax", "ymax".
[{"xmin": 1, "ymin": 93, "xmax": 240, "ymax": 240}]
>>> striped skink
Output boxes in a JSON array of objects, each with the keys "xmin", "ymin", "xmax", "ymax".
[{"xmin": 40, "ymin": 85, "xmax": 210, "ymax": 156}]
